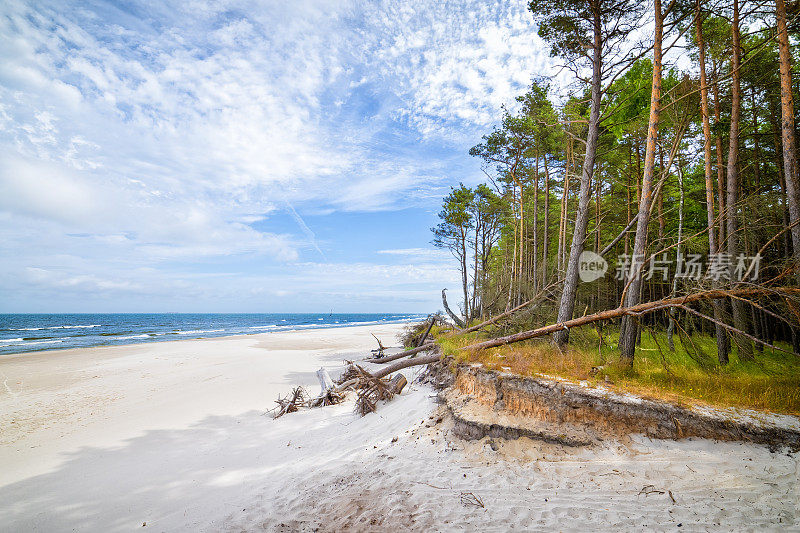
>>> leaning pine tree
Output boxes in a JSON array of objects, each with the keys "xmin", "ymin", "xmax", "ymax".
[{"xmin": 528, "ymin": 0, "xmax": 645, "ymax": 346}]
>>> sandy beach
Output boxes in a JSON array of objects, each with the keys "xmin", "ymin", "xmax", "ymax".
[{"xmin": 1, "ymin": 324, "xmax": 798, "ymax": 531}]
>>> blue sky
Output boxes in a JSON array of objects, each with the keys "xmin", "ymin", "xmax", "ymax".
[{"xmin": 0, "ymin": 0, "xmax": 553, "ymax": 312}]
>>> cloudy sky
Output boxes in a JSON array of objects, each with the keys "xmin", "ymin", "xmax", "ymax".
[{"xmin": 0, "ymin": 0, "xmax": 553, "ymax": 313}]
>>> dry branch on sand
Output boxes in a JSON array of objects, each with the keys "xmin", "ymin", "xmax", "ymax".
[
  {"xmin": 460, "ymin": 492, "xmax": 485, "ymax": 508},
  {"xmin": 271, "ymin": 363, "xmax": 408, "ymax": 419},
  {"xmin": 272, "ymin": 386, "xmax": 308, "ymax": 419},
  {"xmin": 273, "ymin": 286, "xmax": 799, "ymax": 418},
  {"xmin": 269, "ymin": 368, "xmax": 346, "ymax": 418},
  {"xmin": 370, "ymin": 333, "xmax": 387, "ymax": 357},
  {"xmin": 351, "ymin": 364, "xmax": 408, "ymax": 416}
]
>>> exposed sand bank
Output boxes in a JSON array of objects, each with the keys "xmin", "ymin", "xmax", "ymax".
[{"xmin": 1, "ymin": 324, "xmax": 798, "ymax": 531}]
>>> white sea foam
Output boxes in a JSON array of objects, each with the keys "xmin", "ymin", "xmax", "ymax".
[
  {"xmin": 176, "ymin": 329, "xmax": 225, "ymax": 335},
  {"xmin": 14, "ymin": 325, "xmax": 102, "ymax": 331}
]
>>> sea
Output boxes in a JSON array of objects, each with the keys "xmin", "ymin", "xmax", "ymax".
[{"xmin": 0, "ymin": 313, "xmax": 425, "ymax": 356}]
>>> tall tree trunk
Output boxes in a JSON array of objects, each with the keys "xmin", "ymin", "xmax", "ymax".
[
  {"xmin": 695, "ymin": 0, "xmax": 730, "ymax": 364},
  {"xmin": 595, "ymin": 168, "xmax": 601, "ymax": 254},
  {"xmin": 751, "ymin": 89, "xmax": 761, "ymax": 192},
  {"xmin": 481, "ymin": 230, "xmax": 487, "ymax": 318},
  {"xmin": 553, "ymin": 1, "xmax": 603, "ymax": 347},
  {"xmin": 473, "ymin": 214, "xmax": 480, "ymax": 319},
  {"xmin": 777, "ymin": 0, "xmax": 800, "ymax": 254},
  {"xmin": 558, "ymin": 140, "xmax": 572, "ymax": 273},
  {"xmin": 517, "ymin": 178, "xmax": 525, "ymax": 306},
  {"xmin": 619, "ymin": 0, "xmax": 663, "ymax": 365},
  {"xmin": 460, "ymin": 229, "xmax": 470, "ymax": 323},
  {"xmin": 726, "ymin": 0, "xmax": 754, "ymax": 361},
  {"xmin": 543, "ymin": 153, "xmax": 551, "ymax": 288},
  {"xmin": 507, "ymin": 185, "xmax": 518, "ymax": 311},
  {"xmin": 636, "ymin": 141, "xmax": 642, "ymax": 206},
  {"xmin": 772, "ymin": 104, "xmax": 794, "ymax": 257},
  {"xmin": 533, "ymin": 155, "xmax": 540, "ymax": 293},
  {"xmin": 657, "ymin": 147, "xmax": 665, "ymax": 244},
  {"xmin": 626, "ymin": 143, "xmax": 633, "ymax": 255},
  {"xmin": 667, "ymin": 160, "xmax": 685, "ymax": 351},
  {"xmin": 711, "ymin": 67, "xmax": 726, "ymax": 247}
]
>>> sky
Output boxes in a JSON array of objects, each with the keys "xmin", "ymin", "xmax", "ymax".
[{"xmin": 0, "ymin": 0, "xmax": 554, "ymax": 313}]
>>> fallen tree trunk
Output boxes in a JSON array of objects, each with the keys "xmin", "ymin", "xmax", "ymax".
[
  {"xmin": 371, "ymin": 351, "xmax": 443, "ymax": 380},
  {"xmin": 372, "ymin": 288, "xmax": 553, "ymax": 365},
  {"xmin": 367, "ymin": 287, "xmax": 798, "ymax": 380},
  {"xmin": 416, "ymin": 316, "xmax": 435, "ymax": 346},
  {"xmin": 600, "ymin": 214, "xmax": 638, "ymax": 256},
  {"xmin": 389, "ymin": 373, "xmax": 408, "ymax": 394},
  {"xmin": 458, "ymin": 284, "xmax": 556, "ymax": 335},
  {"xmin": 371, "ymin": 342, "xmax": 436, "ymax": 364},
  {"xmin": 463, "ymin": 288, "xmax": 796, "ymax": 352}
]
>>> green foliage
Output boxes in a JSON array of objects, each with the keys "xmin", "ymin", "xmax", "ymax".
[
  {"xmin": 528, "ymin": 0, "xmax": 593, "ymax": 59},
  {"xmin": 432, "ymin": 0, "xmax": 799, "ymax": 408}
]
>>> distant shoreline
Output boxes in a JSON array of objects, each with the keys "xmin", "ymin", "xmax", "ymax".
[
  {"xmin": 0, "ymin": 313, "xmax": 425, "ymax": 356},
  {"xmin": 0, "ymin": 322, "xmax": 419, "ymax": 362}
]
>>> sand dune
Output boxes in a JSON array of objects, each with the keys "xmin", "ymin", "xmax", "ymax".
[{"xmin": 1, "ymin": 324, "xmax": 797, "ymax": 531}]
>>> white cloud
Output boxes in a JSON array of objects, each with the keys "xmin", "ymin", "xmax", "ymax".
[
  {"xmin": 0, "ymin": 0, "xmax": 548, "ymax": 309},
  {"xmin": 362, "ymin": 1, "xmax": 552, "ymax": 140}
]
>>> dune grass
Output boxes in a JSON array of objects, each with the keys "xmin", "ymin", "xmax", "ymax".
[{"xmin": 436, "ymin": 326, "xmax": 800, "ymax": 416}]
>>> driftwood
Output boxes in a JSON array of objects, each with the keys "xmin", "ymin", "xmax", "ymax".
[
  {"xmin": 371, "ymin": 351, "xmax": 442, "ymax": 380},
  {"xmin": 348, "ymin": 364, "xmax": 406, "ymax": 416},
  {"xmin": 389, "ymin": 373, "xmax": 408, "ymax": 394},
  {"xmin": 270, "ymin": 368, "xmax": 345, "ymax": 418},
  {"xmin": 272, "ymin": 362, "xmax": 411, "ymax": 418},
  {"xmin": 442, "ymin": 288, "xmax": 466, "ymax": 328},
  {"xmin": 371, "ymin": 342, "xmax": 437, "ymax": 364},
  {"xmin": 311, "ymin": 367, "xmax": 344, "ymax": 407},
  {"xmin": 370, "ymin": 333, "xmax": 386, "ymax": 357},
  {"xmin": 275, "ymin": 287, "xmax": 799, "ymax": 418},
  {"xmin": 317, "ymin": 367, "xmax": 335, "ymax": 395},
  {"xmin": 272, "ymin": 386, "xmax": 308, "ymax": 418}
]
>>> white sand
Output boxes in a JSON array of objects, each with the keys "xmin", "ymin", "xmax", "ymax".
[{"xmin": 1, "ymin": 324, "xmax": 798, "ymax": 531}]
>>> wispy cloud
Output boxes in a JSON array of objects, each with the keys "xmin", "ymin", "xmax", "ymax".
[
  {"xmin": 285, "ymin": 201, "xmax": 326, "ymax": 260},
  {"xmin": 0, "ymin": 0, "xmax": 550, "ymax": 310}
]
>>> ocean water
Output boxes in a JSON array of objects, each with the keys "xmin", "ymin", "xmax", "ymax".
[{"xmin": 0, "ymin": 313, "xmax": 425, "ymax": 355}]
